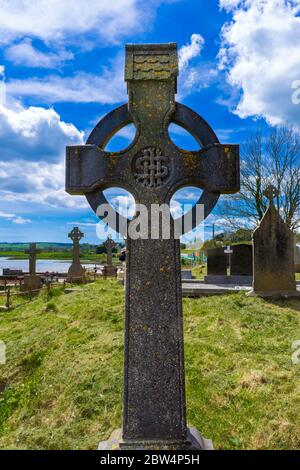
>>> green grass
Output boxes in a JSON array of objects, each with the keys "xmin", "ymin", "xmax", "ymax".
[{"xmin": 0, "ymin": 280, "xmax": 300, "ymax": 449}]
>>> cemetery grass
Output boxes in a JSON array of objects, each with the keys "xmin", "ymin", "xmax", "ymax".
[{"xmin": 0, "ymin": 281, "xmax": 300, "ymax": 449}]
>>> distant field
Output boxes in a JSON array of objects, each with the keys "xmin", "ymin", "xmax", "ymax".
[
  {"xmin": 0, "ymin": 280, "xmax": 300, "ymax": 449},
  {"xmin": 0, "ymin": 251, "xmax": 119, "ymax": 264}
]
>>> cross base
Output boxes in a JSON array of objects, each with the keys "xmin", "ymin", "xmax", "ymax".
[
  {"xmin": 98, "ymin": 428, "xmax": 213, "ymax": 451},
  {"xmin": 103, "ymin": 265, "xmax": 118, "ymax": 278},
  {"xmin": 67, "ymin": 262, "xmax": 86, "ymax": 283},
  {"xmin": 20, "ymin": 275, "xmax": 42, "ymax": 293}
]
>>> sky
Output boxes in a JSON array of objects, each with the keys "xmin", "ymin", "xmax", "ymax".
[{"xmin": 0, "ymin": 0, "xmax": 299, "ymax": 244}]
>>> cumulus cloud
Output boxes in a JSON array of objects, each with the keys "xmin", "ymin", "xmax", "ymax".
[
  {"xmin": 219, "ymin": 0, "xmax": 300, "ymax": 126},
  {"xmin": 0, "ymin": 0, "xmax": 171, "ymax": 47},
  {"xmin": 0, "ymin": 102, "xmax": 83, "ymax": 162},
  {"xmin": 178, "ymin": 34, "xmax": 217, "ymax": 97},
  {"xmin": 0, "ymin": 101, "xmax": 86, "ymax": 216},
  {"xmin": 0, "ymin": 159, "xmax": 87, "ymax": 210},
  {"xmin": 6, "ymin": 55, "xmax": 126, "ymax": 104},
  {"xmin": 5, "ymin": 39, "xmax": 74, "ymax": 68},
  {"xmin": 178, "ymin": 34, "xmax": 205, "ymax": 70}
]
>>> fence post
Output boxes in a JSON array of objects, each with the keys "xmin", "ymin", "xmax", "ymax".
[{"xmin": 5, "ymin": 287, "xmax": 10, "ymax": 309}]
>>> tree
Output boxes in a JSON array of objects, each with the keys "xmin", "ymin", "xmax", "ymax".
[{"xmin": 220, "ymin": 127, "xmax": 300, "ymax": 230}]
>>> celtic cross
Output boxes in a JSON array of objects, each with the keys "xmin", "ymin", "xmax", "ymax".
[
  {"xmin": 263, "ymin": 185, "xmax": 279, "ymax": 207},
  {"xmin": 68, "ymin": 227, "xmax": 85, "ymax": 279},
  {"xmin": 104, "ymin": 236, "xmax": 116, "ymax": 266},
  {"xmin": 25, "ymin": 243, "xmax": 41, "ymax": 276},
  {"xmin": 66, "ymin": 43, "xmax": 240, "ymax": 450}
]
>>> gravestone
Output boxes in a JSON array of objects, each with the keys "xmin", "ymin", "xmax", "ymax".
[
  {"xmin": 249, "ymin": 185, "xmax": 298, "ymax": 297},
  {"xmin": 231, "ymin": 244, "xmax": 252, "ymax": 276},
  {"xmin": 204, "ymin": 247, "xmax": 227, "ymax": 283},
  {"xmin": 67, "ymin": 227, "xmax": 86, "ymax": 282},
  {"xmin": 21, "ymin": 243, "xmax": 41, "ymax": 292},
  {"xmin": 205, "ymin": 244, "xmax": 253, "ymax": 285},
  {"xmin": 3, "ymin": 268, "xmax": 23, "ymax": 277},
  {"xmin": 66, "ymin": 43, "xmax": 240, "ymax": 450},
  {"xmin": 206, "ymin": 247, "xmax": 227, "ymax": 275},
  {"xmin": 103, "ymin": 236, "xmax": 117, "ymax": 278},
  {"xmin": 181, "ymin": 269, "xmax": 193, "ymax": 280}
]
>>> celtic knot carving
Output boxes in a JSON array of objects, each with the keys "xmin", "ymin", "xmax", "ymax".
[{"xmin": 134, "ymin": 147, "xmax": 169, "ymax": 188}]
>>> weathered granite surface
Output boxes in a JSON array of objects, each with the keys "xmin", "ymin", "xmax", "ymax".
[{"xmin": 66, "ymin": 43, "xmax": 240, "ymax": 450}]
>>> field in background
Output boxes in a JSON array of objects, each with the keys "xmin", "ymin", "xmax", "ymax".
[{"xmin": 0, "ymin": 280, "xmax": 300, "ymax": 450}]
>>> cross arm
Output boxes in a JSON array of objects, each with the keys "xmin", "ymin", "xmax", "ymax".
[
  {"xmin": 175, "ymin": 143, "xmax": 240, "ymax": 194},
  {"xmin": 66, "ymin": 145, "xmax": 124, "ymax": 195}
]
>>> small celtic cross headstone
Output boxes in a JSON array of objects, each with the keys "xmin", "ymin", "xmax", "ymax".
[
  {"xmin": 103, "ymin": 236, "xmax": 117, "ymax": 278},
  {"xmin": 67, "ymin": 227, "xmax": 85, "ymax": 281},
  {"xmin": 66, "ymin": 43, "xmax": 240, "ymax": 449},
  {"xmin": 104, "ymin": 236, "xmax": 116, "ymax": 266},
  {"xmin": 21, "ymin": 243, "xmax": 42, "ymax": 293},
  {"xmin": 25, "ymin": 243, "xmax": 41, "ymax": 276},
  {"xmin": 263, "ymin": 185, "xmax": 279, "ymax": 206}
]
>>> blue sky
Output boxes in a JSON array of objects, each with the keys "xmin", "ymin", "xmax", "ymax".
[{"xmin": 0, "ymin": 0, "xmax": 299, "ymax": 243}]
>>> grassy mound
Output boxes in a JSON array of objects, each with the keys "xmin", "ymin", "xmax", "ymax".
[{"xmin": 0, "ymin": 280, "xmax": 299, "ymax": 449}]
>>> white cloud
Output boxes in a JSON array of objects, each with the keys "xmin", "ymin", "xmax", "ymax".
[
  {"xmin": 0, "ymin": 159, "xmax": 87, "ymax": 210},
  {"xmin": 5, "ymin": 39, "xmax": 74, "ymax": 68},
  {"xmin": 0, "ymin": 0, "xmax": 171, "ymax": 47},
  {"xmin": 179, "ymin": 34, "xmax": 205, "ymax": 70},
  {"xmin": 13, "ymin": 216, "xmax": 32, "ymax": 225},
  {"xmin": 6, "ymin": 55, "xmax": 126, "ymax": 104},
  {"xmin": 0, "ymin": 102, "xmax": 83, "ymax": 162},
  {"xmin": 178, "ymin": 34, "xmax": 217, "ymax": 97},
  {"xmin": 219, "ymin": 0, "xmax": 300, "ymax": 126},
  {"xmin": 219, "ymin": 0, "xmax": 242, "ymax": 11},
  {"xmin": 0, "ymin": 100, "xmax": 87, "ymax": 212},
  {"xmin": 0, "ymin": 210, "xmax": 31, "ymax": 224}
]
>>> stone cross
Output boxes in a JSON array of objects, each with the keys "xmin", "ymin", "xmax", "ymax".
[
  {"xmin": 25, "ymin": 243, "xmax": 41, "ymax": 275},
  {"xmin": 104, "ymin": 236, "xmax": 116, "ymax": 266},
  {"xmin": 66, "ymin": 43, "xmax": 240, "ymax": 450},
  {"xmin": 263, "ymin": 185, "xmax": 279, "ymax": 206},
  {"xmin": 67, "ymin": 227, "xmax": 85, "ymax": 279}
]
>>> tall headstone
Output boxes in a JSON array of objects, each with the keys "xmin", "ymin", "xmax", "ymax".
[
  {"xmin": 67, "ymin": 227, "xmax": 85, "ymax": 281},
  {"xmin": 103, "ymin": 236, "xmax": 117, "ymax": 278},
  {"xmin": 249, "ymin": 185, "xmax": 298, "ymax": 297},
  {"xmin": 66, "ymin": 43, "xmax": 240, "ymax": 450},
  {"xmin": 21, "ymin": 243, "xmax": 41, "ymax": 292}
]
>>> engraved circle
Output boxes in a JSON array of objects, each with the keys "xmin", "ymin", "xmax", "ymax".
[{"xmin": 133, "ymin": 147, "xmax": 170, "ymax": 188}]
